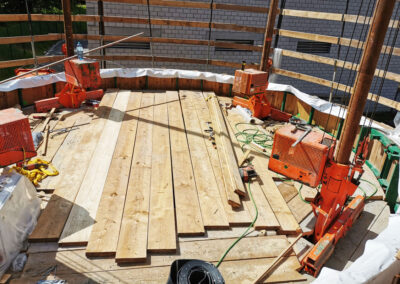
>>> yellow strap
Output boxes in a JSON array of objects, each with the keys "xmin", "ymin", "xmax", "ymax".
[{"xmin": 12, "ymin": 158, "xmax": 59, "ymax": 186}]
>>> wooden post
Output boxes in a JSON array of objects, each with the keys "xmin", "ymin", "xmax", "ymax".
[
  {"xmin": 335, "ymin": 0, "xmax": 396, "ymax": 164},
  {"xmin": 260, "ymin": 0, "xmax": 279, "ymax": 71},
  {"xmin": 98, "ymin": 0, "xmax": 106, "ymax": 68},
  {"xmin": 61, "ymin": 0, "xmax": 74, "ymax": 57}
]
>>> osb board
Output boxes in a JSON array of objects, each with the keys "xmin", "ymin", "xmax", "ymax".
[
  {"xmin": 203, "ymin": 80, "xmax": 231, "ymax": 96},
  {"xmin": 147, "ymin": 77, "xmax": 177, "ymax": 90},
  {"xmin": 283, "ymin": 93, "xmax": 311, "ymax": 122},
  {"xmin": 265, "ymin": 91, "xmax": 284, "ymax": 110},
  {"xmin": 116, "ymin": 77, "xmax": 146, "ymax": 90},
  {"xmin": 21, "ymin": 84, "xmax": 53, "ymax": 106},
  {"xmin": 178, "ymin": 78, "xmax": 202, "ymax": 90},
  {"xmin": 313, "ymin": 109, "xmax": 341, "ymax": 136},
  {"xmin": 0, "ymin": 90, "xmax": 19, "ymax": 109}
]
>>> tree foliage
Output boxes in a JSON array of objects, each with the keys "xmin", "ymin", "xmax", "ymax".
[{"xmin": 0, "ymin": 0, "xmax": 85, "ymax": 14}]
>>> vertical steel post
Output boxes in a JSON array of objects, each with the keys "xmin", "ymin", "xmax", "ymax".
[
  {"xmin": 61, "ymin": 0, "xmax": 74, "ymax": 57},
  {"xmin": 260, "ymin": 0, "xmax": 279, "ymax": 71},
  {"xmin": 335, "ymin": 0, "xmax": 396, "ymax": 164}
]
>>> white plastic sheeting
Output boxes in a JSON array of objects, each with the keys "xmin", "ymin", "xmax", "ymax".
[
  {"xmin": 0, "ymin": 171, "xmax": 41, "ymax": 277},
  {"xmin": 313, "ymin": 214, "xmax": 400, "ymax": 284},
  {"xmin": 0, "ymin": 68, "xmax": 386, "ymax": 132}
]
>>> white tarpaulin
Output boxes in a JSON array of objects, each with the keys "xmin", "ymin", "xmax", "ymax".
[
  {"xmin": 0, "ymin": 68, "xmax": 386, "ymax": 132},
  {"xmin": 313, "ymin": 214, "xmax": 400, "ymax": 284},
  {"xmin": 0, "ymin": 171, "xmax": 41, "ymax": 277}
]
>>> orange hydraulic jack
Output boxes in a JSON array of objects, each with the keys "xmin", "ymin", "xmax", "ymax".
[
  {"xmin": 231, "ymin": 62, "xmax": 291, "ymax": 121},
  {"xmin": 269, "ymin": 120, "xmax": 369, "ymax": 276}
]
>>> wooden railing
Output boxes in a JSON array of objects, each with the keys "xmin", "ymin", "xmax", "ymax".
[{"xmin": 0, "ymin": 2, "xmax": 399, "ymax": 111}]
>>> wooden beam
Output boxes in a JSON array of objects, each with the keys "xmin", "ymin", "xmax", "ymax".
[
  {"xmin": 261, "ymin": 0, "xmax": 279, "ymax": 70},
  {"xmin": 191, "ymin": 91, "xmax": 252, "ymax": 226},
  {"xmin": 167, "ymin": 90, "xmax": 205, "ymax": 236},
  {"xmin": 59, "ymin": 90, "xmax": 130, "ymax": 246},
  {"xmin": 278, "ymin": 28, "xmax": 400, "ymax": 56},
  {"xmin": 272, "ymin": 67, "xmax": 400, "ymax": 111},
  {"xmin": 85, "ymin": 92, "xmax": 142, "ymax": 257},
  {"xmin": 282, "ymin": 8, "xmax": 399, "ymax": 27},
  {"xmin": 180, "ymin": 90, "xmax": 229, "ymax": 229},
  {"xmin": 281, "ymin": 49, "xmax": 400, "ymax": 83},
  {"xmin": 89, "ymin": 0, "xmax": 270, "ymax": 13},
  {"xmin": 147, "ymin": 91, "xmax": 176, "ymax": 252},
  {"xmin": 29, "ymin": 91, "xmax": 117, "ymax": 242},
  {"xmin": 115, "ymin": 92, "xmax": 154, "ymax": 263}
]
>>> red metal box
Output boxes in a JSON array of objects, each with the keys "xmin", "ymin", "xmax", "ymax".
[
  {"xmin": 232, "ymin": 68, "xmax": 268, "ymax": 95},
  {"xmin": 268, "ymin": 124, "xmax": 336, "ymax": 187},
  {"xmin": 0, "ymin": 108, "xmax": 36, "ymax": 166}
]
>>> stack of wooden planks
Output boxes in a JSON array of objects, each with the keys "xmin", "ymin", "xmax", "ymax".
[{"xmin": 23, "ymin": 89, "xmax": 310, "ymax": 283}]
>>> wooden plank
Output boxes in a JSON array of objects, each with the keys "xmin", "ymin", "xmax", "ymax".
[
  {"xmin": 167, "ymin": 90, "xmax": 205, "ymax": 236},
  {"xmin": 287, "ymin": 195, "xmax": 313, "ymax": 223},
  {"xmin": 85, "ymin": 92, "xmax": 142, "ymax": 257},
  {"xmin": 0, "ymin": 34, "xmax": 61, "ymax": 45},
  {"xmin": 23, "ymin": 236, "xmax": 294, "ymax": 277},
  {"xmin": 282, "ymin": 8, "xmax": 399, "ymax": 27},
  {"xmin": 272, "ymin": 67, "xmax": 400, "ymax": 112},
  {"xmin": 179, "ymin": 90, "xmax": 229, "ymax": 229},
  {"xmin": 115, "ymin": 92, "xmax": 154, "ymax": 263},
  {"xmin": 278, "ymin": 29, "xmax": 400, "ymax": 57},
  {"xmin": 226, "ymin": 110, "xmax": 301, "ymax": 234},
  {"xmin": 29, "ymin": 91, "xmax": 117, "ymax": 242},
  {"xmin": 223, "ymin": 105, "xmax": 280, "ymax": 230},
  {"xmin": 281, "ymin": 49, "xmax": 400, "ymax": 83},
  {"xmin": 59, "ymin": 90, "xmax": 130, "ymax": 246},
  {"xmin": 207, "ymin": 93, "xmax": 246, "ymax": 197},
  {"xmin": 15, "ymin": 256, "xmax": 304, "ymax": 284},
  {"xmin": 277, "ymin": 182, "xmax": 299, "ymax": 202},
  {"xmin": 191, "ymin": 91, "xmax": 252, "ymax": 226},
  {"xmin": 37, "ymin": 113, "xmax": 85, "ymax": 161},
  {"xmin": 147, "ymin": 92, "xmax": 176, "ymax": 252}
]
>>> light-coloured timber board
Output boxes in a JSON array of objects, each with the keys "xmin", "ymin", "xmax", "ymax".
[
  {"xmin": 15, "ymin": 256, "xmax": 304, "ymax": 284},
  {"xmin": 225, "ymin": 109, "xmax": 301, "ymax": 234},
  {"xmin": 59, "ymin": 90, "xmax": 130, "ymax": 246},
  {"xmin": 35, "ymin": 113, "xmax": 90, "ymax": 191},
  {"xmin": 167, "ymin": 90, "xmax": 205, "ymax": 236},
  {"xmin": 191, "ymin": 91, "xmax": 252, "ymax": 226},
  {"xmin": 223, "ymin": 104, "xmax": 280, "ymax": 230},
  {"xmin": 287, "ymin": 195, "xmax": 313, "ymax": 223},
  {"xmin": 85, "ymin": 92, "xmax": 142, "ymax": 257},
  {"xmin": 115, "ymin": 92, "xmax": 155, "ymax": 263},
  {"xmin": 147, "ymin": 91, "xmax": 176, "ymax": 252},
  {"xmin": 206, "ymin": 92, "xmax": 246, "ymax": 197},
  {"xmin": 36, "ymin": 112, "xmax": 83, "ymax": 161},
  {"xmin": 180, "ymin": 90, "xmax": 229, "ymax": 229},
  {"xmin": 293, "ymin": 182, "xmax": 318, "ymax": 202},
  {"xmin": 23, "ymin": 236, "xmax": 294, "ymax": 277},
  {"xmin": 206, "ymin": 94, "xmax": 242, "ymax": 207},
  {"xmin": 29, "ymin": 91, "xmax": 118, "ymax": 242},
  {"xmin": 278, "ymin": 182, "xmax": 299, "ymax": 203}
]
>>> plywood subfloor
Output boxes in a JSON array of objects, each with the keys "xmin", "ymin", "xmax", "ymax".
[{"xmin": 10, "ymin": 91, "xmax": 390, "ymax": 283}]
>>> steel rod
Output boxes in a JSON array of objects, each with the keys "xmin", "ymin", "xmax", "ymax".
[
  {"xmin": 0, "ymin": 32, "xmax": 143, "ymax": 85},
  {"xmin": 335, "ymin": 0, "xmax": 396, "ymax": 164}
]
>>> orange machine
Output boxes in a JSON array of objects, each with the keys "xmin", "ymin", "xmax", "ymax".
[
  {"xmin": 269, "ymin": 120, "xmax": 336, "ymax": 187},
  {"xmin": 34, "ymin": 59, "xmax": 104, "ymax": 112},
  {"xmin": 268, "ymin": 117, "xmax": 367, "ymax": 276},
  {"xmin": 232, "ymin": 63, "xmax": 291, "ymax": 121}
]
